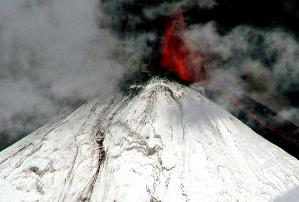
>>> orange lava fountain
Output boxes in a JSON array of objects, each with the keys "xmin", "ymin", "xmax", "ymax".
[{"xmin": 160, "ymin": 8, "xmax": 208, "ymax": 82}]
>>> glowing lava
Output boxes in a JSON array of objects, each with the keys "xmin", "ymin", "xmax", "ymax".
[{"xmin": 161, "ymin": 8, "xmax": 208, "ymax": 82}]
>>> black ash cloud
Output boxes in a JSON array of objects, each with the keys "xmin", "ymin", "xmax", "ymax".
[
  {"xmin": 1, "ymin": 0, "xmax": 299, "ymax": 150},
  {"xmin": 100, "ymin": 0, "xmax": 299, "ymax": 124}
]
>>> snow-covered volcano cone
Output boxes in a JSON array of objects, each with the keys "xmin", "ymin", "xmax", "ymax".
[{"xmin": 0, "ymin": 79, "xmax": 298, "ymax": 201}]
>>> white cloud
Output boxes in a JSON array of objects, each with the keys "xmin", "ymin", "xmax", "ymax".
[{"xmin": 0, "ymin": 0, "xmax": 125, "ymax": 138}]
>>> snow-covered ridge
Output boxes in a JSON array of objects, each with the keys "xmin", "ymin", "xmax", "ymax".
[{"xmin": 0, "ymin": 79, "xmax": 298, "ymax": 201}]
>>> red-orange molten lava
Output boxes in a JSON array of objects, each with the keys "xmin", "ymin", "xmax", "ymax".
[{"xmin": 161, "ymin": 8, "xmax": 208, "ymax": 82}]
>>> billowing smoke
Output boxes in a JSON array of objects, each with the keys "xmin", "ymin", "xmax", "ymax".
[
  {"xmin": 1, "ymin": 0, "xmax": 299, "ymax": 149},
  {"xmin": 184, "ymin": 24, "xmax": 299, "ymax": 123},
  {"xmin": 100, "ymin": 0, "xmax": 299, "ymax": 124},
  {"xmin": 0, "ymin": 0, "xmax": 128, "ymax": 149}
]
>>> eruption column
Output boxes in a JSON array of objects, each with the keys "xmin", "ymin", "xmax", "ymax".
[{"xmin": 160, "ymin": 8, "xmax": 208, "ymax": 82}]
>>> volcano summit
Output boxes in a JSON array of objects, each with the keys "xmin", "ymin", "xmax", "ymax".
[{"xmin": 0, "ymin": 79, "xmax": 298, "ymax": 201}]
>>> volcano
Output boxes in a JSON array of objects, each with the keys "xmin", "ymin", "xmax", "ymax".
[{"xmin": 0, "ymin": 79, "xmax": 298, "ymax": 201}]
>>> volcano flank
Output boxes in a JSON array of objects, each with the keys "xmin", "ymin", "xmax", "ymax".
[{"xmin": 0, "ymin": 79, "xmax": 298, "ymax": 201}]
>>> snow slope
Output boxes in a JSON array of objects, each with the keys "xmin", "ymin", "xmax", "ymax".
[{"xmin": 0, "ymin": 79, "xmax": 298, "ymax": 201}]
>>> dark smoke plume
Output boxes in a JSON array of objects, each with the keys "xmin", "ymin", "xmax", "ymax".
[
  {"xmin": 1, "ymin": 0, "xmax": 299, "ymax": 150},
  {"xmin": 100, "ymin": 0, "xmax": 299, "ymax": 124}
]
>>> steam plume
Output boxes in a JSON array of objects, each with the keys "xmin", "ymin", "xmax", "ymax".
[
  {"xmin": 0, "ymin": 0, "xmax": 126, "ymax": 148},
  {"xmin": 1, "ymin": 0, "xmax": 299, "ymax": 150},
  {"xmin": 184, "ymin": 24, "xmax": 299, "ymax": 123},
  {"xmin": 100, "ymin": 0, "xmax": 299, "ymax": 124}
]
